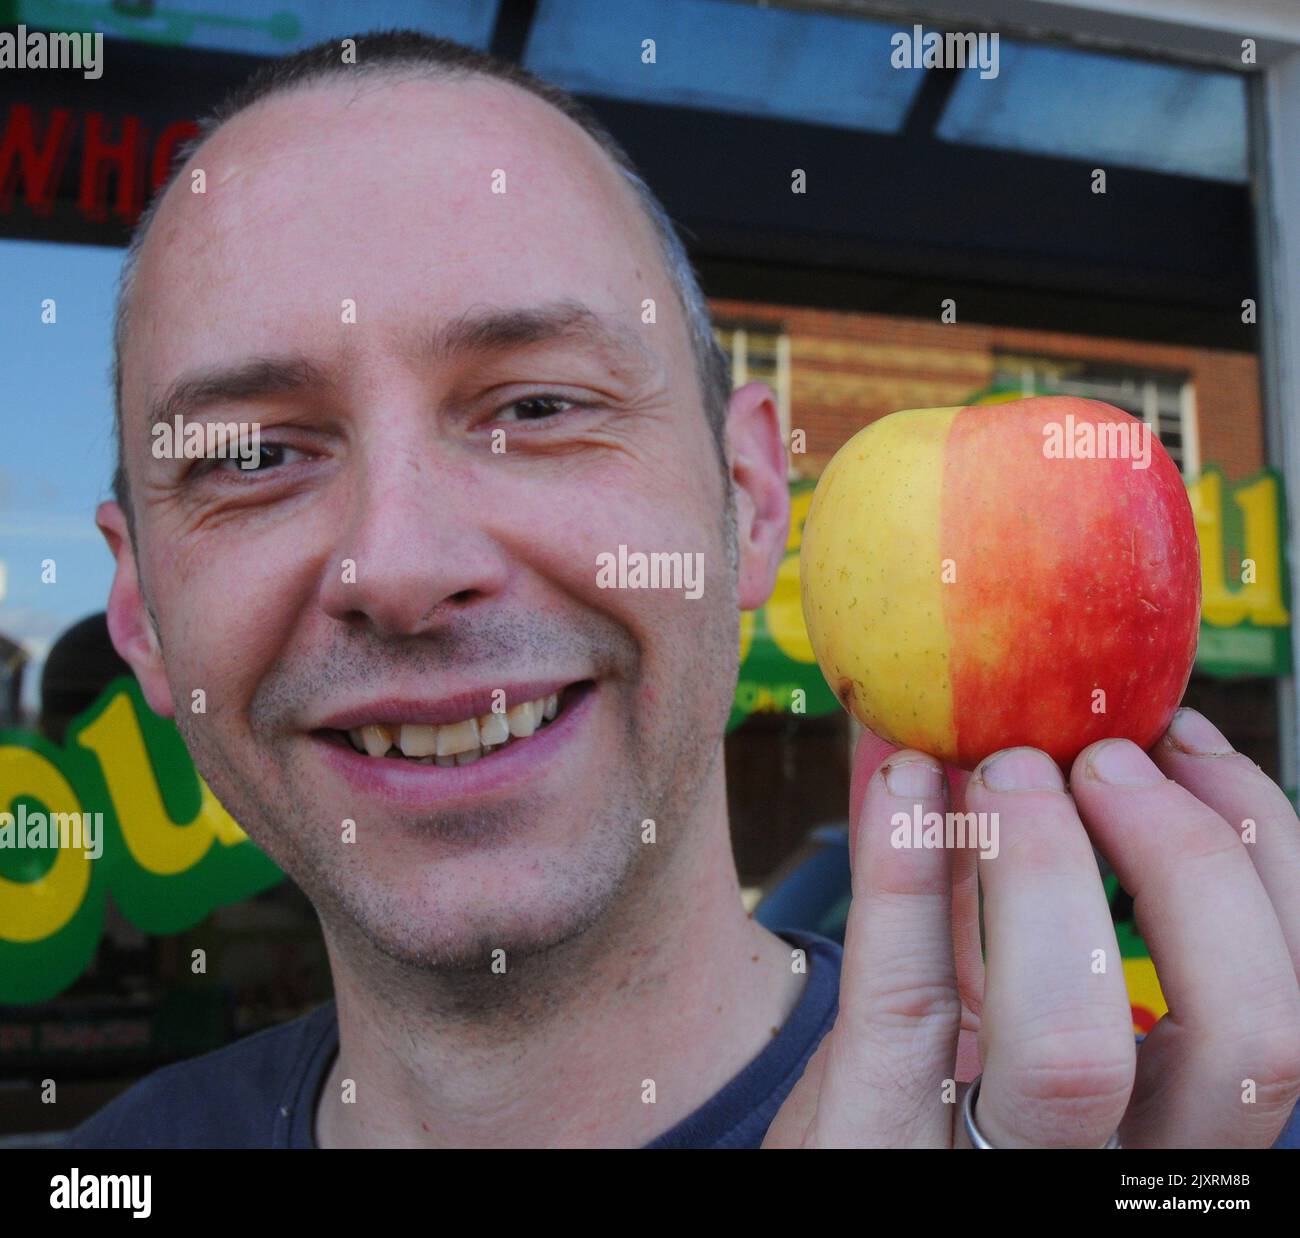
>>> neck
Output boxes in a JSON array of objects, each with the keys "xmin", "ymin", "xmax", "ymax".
[{"xmin": 313, "ymin": 760, "xmax": 805, "ymax": 1147}]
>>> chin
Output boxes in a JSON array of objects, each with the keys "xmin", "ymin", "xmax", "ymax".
[{"xmin": 318, "ymin": 826, "xmax": 641, "ymax": 973}]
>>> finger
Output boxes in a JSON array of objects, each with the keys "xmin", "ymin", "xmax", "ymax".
[
  {"xmin": 810, "ymin": 747, "xmax": 961, "ymax": 1147},
  {"xmin": 964, "ymin": 747, "xmax": 1136, "ymax": 1148},
  {"xmin": 1152, "ymin": 708, "xmax": 1300, "ymax": 980},
  {"xmin": 848, "ymin": 730, "xmax": 985, "ymax": 1046},
  {"xmin": 847, "ymin": 728, "xmax": 901, "ymax": 876},
  {"xmin": 847, "ymin": 730, "xmax": 971, "ymax": 881},
  {"xmin": 1069, "ymin": 737, "xmax": 1300, "ymax": 1147}
]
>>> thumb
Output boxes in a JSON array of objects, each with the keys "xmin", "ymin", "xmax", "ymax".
[
  {"xmin": 847, "ymin": 729, "xmax": 900, "ymax": 877},
  {"xmin": 845, "ymin": 726, "xmax": 984, "ymax": 1080},
  {"xmin": 847, "ymin": 728, "xmax": 971, "ymax": 869}
]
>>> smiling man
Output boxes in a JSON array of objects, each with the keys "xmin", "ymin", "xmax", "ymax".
[{"xmin": 70, "ymin": 31, "xmax": 1300, "ymax": 1149}]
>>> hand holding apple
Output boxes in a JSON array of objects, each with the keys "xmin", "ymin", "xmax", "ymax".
[
  {"xmin": 773, "ymin": 402, "xmax": 1299, "ymax": 1147},
  {"xmin": 763, "ymin": 712, "xmax": 1300, "ymax": 1147}
]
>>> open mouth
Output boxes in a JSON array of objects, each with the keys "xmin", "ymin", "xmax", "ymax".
[{"xmin": 317, "ymin": 681, "xmax": 591, "ymax": 767}]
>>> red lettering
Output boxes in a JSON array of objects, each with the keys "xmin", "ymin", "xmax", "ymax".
[
  {"xmin": 0, "ymin": 104, "xmax": 73, "ymax": 216},
  {"xmin": 1, "ymin": 107, "xmax": 200, "ymax": 228},
  {"xmin": 78, "ymin": 111, "xmax": 144, "ymax": 223}
]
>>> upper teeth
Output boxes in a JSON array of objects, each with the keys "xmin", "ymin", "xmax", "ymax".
[{"xmin": 349, "ymin": 692, "xmax": 561, "ymax": 764}]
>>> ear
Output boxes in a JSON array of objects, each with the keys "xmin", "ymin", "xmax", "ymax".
[
  {"xmin": 96, "ymin": 501, "xmax": 175, "ymax": 719},
  {"xmin": 725, "ymin": 380, "xmax": 790, "ymax": 609}
]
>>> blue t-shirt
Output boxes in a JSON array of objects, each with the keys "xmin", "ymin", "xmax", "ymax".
[
  {"xmin": 64, "ymin": 930, "xmax": 840, "ymax": 1149},
  {"xmin": 62, "ymin": 925, "xmax": 1300, "ymax": 1149}
]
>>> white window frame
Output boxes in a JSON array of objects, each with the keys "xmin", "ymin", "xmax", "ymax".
[{"xmin": 995, "ymin": 354, "xmax": 1200, "ymax": 478}]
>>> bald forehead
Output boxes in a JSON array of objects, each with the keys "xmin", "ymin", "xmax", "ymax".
[
  {"xmin": 120, "ymin": 72, "xmax": 670, "ymax": 413},
  {"xmin": 150, "ymin": 72, "xmax": 644, "ymax": 249}
]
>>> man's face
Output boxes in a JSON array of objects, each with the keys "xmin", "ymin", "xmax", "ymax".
[{"xmin": 101, "ymin": 76, "xmax": 786, "ymax": 970}]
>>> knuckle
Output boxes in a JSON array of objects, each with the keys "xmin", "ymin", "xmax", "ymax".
[
  {"xmin": 1251, "ymin": 805, "xmax": 1300, "ymax": 841},
  {"xmin": 989, "ymin": 1055, "xmax": 1134, "ymax": 1145},
  {"xmin": 1236, "ymin": 1024, "xmax": 1300, "ymax": 1103},
  {"xmin": 1015, "ymin": 1052, "xmax": 1137, "ymax": 1108},
  {"xmin": 1168, "ymin": 810, "xmax": 1249, "ymax": 862},
  {"xmin": 864, "ymin": 978, "xmax": 963, "ymax": 1031},
  {"xmin": 989, "ymin": 1025, "xmax": 1136, "ymax": 1141},
  {"xmin": 866, "ymin": 857, "xmax": 953, "ymax": 899}
]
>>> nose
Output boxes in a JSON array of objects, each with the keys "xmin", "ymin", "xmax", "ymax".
[{"xmin": 318, "ymin": 420, "xmax": 509, "ymax": 639}]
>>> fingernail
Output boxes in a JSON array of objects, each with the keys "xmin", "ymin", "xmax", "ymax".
[
  {"xmin": 1089, "ymin": 739, "xmax": 1163, "ymax": 785},
  {"xmin": 1166, "ymin": 708, "xmax": 1233, "ymax": 756},
  {"xmin": 978, "ymin": 747, "xmax": 1064, "ymax": 792},
  {"xmin": 883, "ymin": 757, "xmax": 944, "ymax": 798}
]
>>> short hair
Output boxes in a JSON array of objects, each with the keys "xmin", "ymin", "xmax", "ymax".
[{"xmin": 111, "ymin": 28, "xmax": 734, "ymax": 521}]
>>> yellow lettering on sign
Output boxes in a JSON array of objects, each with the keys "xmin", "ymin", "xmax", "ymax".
[
  {"xmin": 1190, "ymin": 472, "xmax": 1290, "ymax": 628},
  {"xmin": 787, "ymin": 488, "xmax": 813, "ymax": 554},
  {"xmin": 759, "ymin": 487, "xmax": 818, "ymax": 664},
  {"xmin": 196, "ymin": 778, "xmax": 249, "ymax": 847},
  {"xmin": 76, "ymin": 692, "xmax": 227, "ymax": 875},
  {"xmin": 739, "ymin": 488, "xmax": 816, "ymax": 667},
  {"xmin": 0, "ymin": 747, "xmax": 90, "ymax": 943},
  {"xmin": 1234, "ymin": 475, "xmax": 1289, "ymax": 625},
  {"xmin": 739, "ymin": 608, "xmax": 755, "ymax": 665},
  {"xmin": 767, "ymin": 552, "xmax": 817, "ymax": 664},
  {"xmin": 1191, "ymin": 472, "xmax": 1239, "ymax": 625}
]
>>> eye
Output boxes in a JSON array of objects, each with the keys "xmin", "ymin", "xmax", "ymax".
[
  {"xmin": 495, "ymin": 394, "xmax": 580, "ymax": 423},
  {"xmin": 204, "ymin": 442, "xmax": 306, "ymax": 475}
]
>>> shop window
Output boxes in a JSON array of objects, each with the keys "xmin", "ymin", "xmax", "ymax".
[{"xmin": 991, "ymin": 354, "xmax": 1199, "ymax": 477}]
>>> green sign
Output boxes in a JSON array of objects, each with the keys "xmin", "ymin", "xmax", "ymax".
[
  {"xmin": 727, "ymin": 480, "xmax": 839, "ymax": 732},
  {"xmin": 0, "ymin": 677, "xmax": 281, "ymax": 1004},
  {"xmin": 1190, "ymin": 467, "xmax": 1292, "ymax": 677}
]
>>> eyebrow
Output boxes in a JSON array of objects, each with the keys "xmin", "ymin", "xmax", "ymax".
[
  {"xmin": 144, "ymin": 300, "xmax": 656, "ymax": 433},
  {"xmin": 426, "ymin": 298, "xmax": 655, "ymax": 375},
  {"xmin": 146, "ymin": 357, "xmax": 333, "ymax": 430}
]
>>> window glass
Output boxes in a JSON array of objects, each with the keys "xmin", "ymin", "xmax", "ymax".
[
  {"xmin": 525, "ymin": 0, "xmax": 925, "ymax": 133},
  {"xmin": 936, "ymin": 41, "xmax": 1249, "ymax": 182},
  {"xmin": 0, "ymin": 239, "xmax": 121, "ymax": 722}
]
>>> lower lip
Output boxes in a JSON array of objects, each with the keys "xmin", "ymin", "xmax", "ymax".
[{"xmin": 308, "ymin": 683, "xmax": 597, "ymax": 809}]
